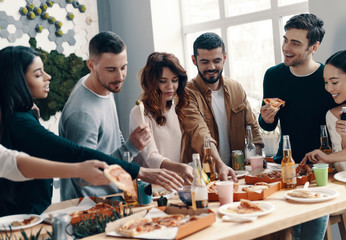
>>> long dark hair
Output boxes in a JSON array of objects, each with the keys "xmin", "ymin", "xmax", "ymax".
[
  {"xmin": 140, "ymin": 52, "xmax": 188, "ymax": 126},
  {"xmin": 0, "ymin": 46, "xmax": 38, "ymax": 142}
]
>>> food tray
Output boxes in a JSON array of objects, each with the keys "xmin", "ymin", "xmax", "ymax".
[
  {"xmin": 106, "ymin": 206, "xmax": 215, "ymax": 239},
  {"xmin": 244, "ymin": 168, "xmax": 314, "ymax": 186},
  {"xmin": 208, "ymin": 181, "xmax": 281, "ymax": 202}
]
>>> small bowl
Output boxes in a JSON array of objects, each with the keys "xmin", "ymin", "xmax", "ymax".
[{"xmin": 178, "ymin": 185, "xmax": 192, "ymax": 206}]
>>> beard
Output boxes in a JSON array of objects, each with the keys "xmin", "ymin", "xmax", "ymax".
[
  {"xmin": 95, "ymin": 69, "xmax": 122, "ymax": 93},
  {"xmin": 284, "ymin": 57, "xmax": 306, "ymax": 67},
  {"xmin": 197, "ymin": 67, "xmax": 223, "ymax": 84}
]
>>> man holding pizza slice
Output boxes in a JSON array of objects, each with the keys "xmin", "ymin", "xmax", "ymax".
[
  {"xmin": 259, "ymin": 13, "xmax": 335, "ymax": 164},
  {"xmin": 258, "ymin": 13, "xmax": 336, "ymax": 240}
]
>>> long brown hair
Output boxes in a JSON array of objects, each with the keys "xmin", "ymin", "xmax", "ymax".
[{"xmin": 140, "ymin": 52, "xmax": 188, "ymax": 126}]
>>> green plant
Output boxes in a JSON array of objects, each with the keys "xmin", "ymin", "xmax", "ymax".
[
  {"xmin": 72, "ymin": 207, "xmax": 133, "ymax": 239},
  {"xmin": 0, "ymin": 227, "xmax": 51, "ymax": 240},
  {"xmin": 29, "ymin": 38, "xmax": 89, "ymax": 120}
]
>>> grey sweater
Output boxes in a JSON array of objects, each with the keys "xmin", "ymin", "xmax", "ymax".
[{"xmin": 59, "ymin": 75, "xmax": 139, "ymax": 200}]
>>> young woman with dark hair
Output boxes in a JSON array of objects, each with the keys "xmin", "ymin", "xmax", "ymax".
[{"xmin": 304, "ymin": 50, "xmax": 346, "ymax": 170}]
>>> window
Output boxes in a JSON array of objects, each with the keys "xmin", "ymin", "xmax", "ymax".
[{"xmin": 180, "ymin": 0, "xmax": 308, "ymax": 112}]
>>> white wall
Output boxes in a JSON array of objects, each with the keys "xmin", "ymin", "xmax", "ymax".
[
  {"xmin": 309, "ymin": 0, "xmax": 346, "ymax": 63},
  {"xmin": 97, "ymin": 0, "xmax": 155, "ymax": 138},
  {"xmin": 150, "ymin": 0, "xmax": 185, "ymax": 66}
]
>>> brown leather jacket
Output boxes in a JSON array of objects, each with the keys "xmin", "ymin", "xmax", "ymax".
[{"xmin": 181, "ymin": 75, "xmax": 264, "ymax": 164}]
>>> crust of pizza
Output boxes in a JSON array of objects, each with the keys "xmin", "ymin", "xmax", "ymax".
[
  {"xmin": 254, "ymin": 182, "xmax": 271, "ymax": 188},
  {"xmin": 104, "ymin": 165, "xmax": 137, "ymax": 197},
  {"xmin": 244, "ymin": 185, "xmax": 269, "ymax": 193}
]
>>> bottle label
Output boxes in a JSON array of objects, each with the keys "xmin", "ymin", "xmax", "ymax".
[
  {"xmin": 195, "ymin": 200, "xmax": 208, "ymax": 208},
  {"xmin": 203, "ymin": 162, "xmax": 211, "ymax": 173},
  {"xmin": 193, "ymin": 187, "xmax": 208, "ymax": 208},
  {"xmin": 282, "ymin": 165, "xmax": 297, "ymax": 183}
]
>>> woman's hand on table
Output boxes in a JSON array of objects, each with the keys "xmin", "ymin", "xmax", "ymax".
[
  {"xmin": 302, "ymin": 150, "xmax": 332, "ymax": 164},
  {"xmin": 78, "ymin": 160, "xmax": 110, "ymax": 185},
  {"xmin": 216, "ymin": 162, "xmax": 238, "ymax": 182},
  {"xmin": 160, "ymin": 160, "xmax": 193, "ymax": 184},
  {"xmin": 137, "ymin": 167, "xmax": 184, "ymax": 192}
]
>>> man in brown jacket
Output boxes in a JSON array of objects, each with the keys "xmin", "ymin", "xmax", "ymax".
[{"xmin": 181, "ymin": 32, "xmax": 264, "ymax": 180}]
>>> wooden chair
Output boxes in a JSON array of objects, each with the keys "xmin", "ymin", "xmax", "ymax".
[{"xmin": 324, "ymin": 211, "xmax": 346, "ymax": 240}]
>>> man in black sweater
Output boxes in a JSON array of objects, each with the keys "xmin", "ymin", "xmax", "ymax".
[
  {"xmin": 259, "ymin": 13, "xmax": 335, "ymax": 164},
  {"xmin": 259, "ymin": 13, "xmax": 335, "ymax": 240}
]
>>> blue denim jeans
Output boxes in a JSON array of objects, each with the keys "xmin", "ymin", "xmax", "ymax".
[{"xmin": 293, "ymin": 215, "xmax": 329, "ymax": 240}]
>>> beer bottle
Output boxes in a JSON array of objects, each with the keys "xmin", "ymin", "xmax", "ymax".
[
  {"xmin": 191, "ymin": 153, "xmax": 208, "ymax": 210},
  {"xmin": 281, "ymin": 135, "xmax": 296, "ymax": 189},
  {"xmin": 202, "ymin": 136, "xmax": 216, "ymax": 181},
  {"xmin": 244, "ymin": 125, "xmax": 256, "ymax": 165},
  {"xmin": 123, "ymin": 152, "xmax": 138, "ymax": 205},
  {"xmin": 319, "ymin": 125, "xmax": 332, "ymax": 154}
]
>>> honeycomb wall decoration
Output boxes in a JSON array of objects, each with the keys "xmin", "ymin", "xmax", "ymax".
[{"xmin": 0, "ymin": 0, "xmax": 98, "ymax": 59}]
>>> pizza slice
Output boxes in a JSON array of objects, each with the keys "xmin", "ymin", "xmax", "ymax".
[
  {"xmin": 263, "ymin": 98, "xmax": 285, "ymax": 111},
  {"xmin": 104, "ymin": 165, "xmax": 137, "ymax": 197},
  {"xmin": 151, "ymin": 214, "xmax": 185, "ymax": 227},
  {"xmin": 236, "ymin": 199, "xmax": 263, "ymax": 214},
  {"xmin": 117, "ymin": 218, "xmax": 161, "ymax": 237},
  {"xmin": 11, "ymin": 216, "xmax": 39, "ymax": 227}
]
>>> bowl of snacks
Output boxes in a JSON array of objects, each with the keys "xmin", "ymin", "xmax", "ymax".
[{"xmin": 178, "ymin": 185, "xmax": 192, "ymax": 206}]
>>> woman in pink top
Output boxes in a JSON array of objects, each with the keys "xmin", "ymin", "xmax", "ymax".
[{"xmin": 129, "ymin": 52, "xmax": 193, "ymax": 183}]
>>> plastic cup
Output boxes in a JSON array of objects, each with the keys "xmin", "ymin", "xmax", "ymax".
[
  {"xmin": 249, "ymin": 156, "xmax": 264, "ymax": 171},
  {"xmin": 313, "ymin": 164, "xmax": 329, "ymax": 186},
  {"xmin": 216, "ymin": 181, "xmax": 233, "ymax": 205}
]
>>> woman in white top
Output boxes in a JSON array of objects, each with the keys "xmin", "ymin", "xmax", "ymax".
[
  {"xmin": 130, "ymin": 52, "xmax": 193, "ymax": 183},
  {"xmin": 304, "ymin": 50, "xmax": 346, "ymax": 169},
  {"xmin": 0, "ymin": 144, "xmax": 110, "ymax": 184}
]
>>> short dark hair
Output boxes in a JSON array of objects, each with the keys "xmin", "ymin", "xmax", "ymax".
[
  {"xmin": 89, "ymin": 31, "xmax": 126, "ymax": 60},
  {"xmin": 193, "ymin": 32, "xmax": 225, "ymax": 58},
  {"xmin": 325, "ymin": 50, "xmax": 346, "ymax": 73},
  {"xmin": 284, "ymin": 13, "xmax": 325, "ymax": 47}
]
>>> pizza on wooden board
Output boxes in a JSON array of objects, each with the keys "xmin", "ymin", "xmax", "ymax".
[
  {"xmin": 104, "ymin": 164, "xmax": 137, "ymax": 197},
  {"xmin": 263, "ymin": 98, "xmax": 285, "ymax": 111},
  {"xmin": 117, "ymin": 218, "xmax": 161, "ymax": 237},
  {"xmin": 116, "ymin": 214, "xmax": 199, "ymax": 237}
]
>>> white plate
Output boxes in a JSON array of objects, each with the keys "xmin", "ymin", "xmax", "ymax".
[
  {"xmin": 334, "ymin": 171, "xmax": 346, "ymax": 183},
  {"xmin": 152, "ymin": 188, "xmax": 176, "ymax": 200},
  {"xmin": 234, "ymin": 170, "xmax": 248, "ymax": 178},
  {"xmin": 285, "ymin": 188, "xmax": 339, "ymax": 203},
  {"xmin": 0, "ymin": 214, "xmax": 43, "ymax": 231},
  {"xmin": 218, "ymin": 201, "xmax": 275, "ymax": 217}
]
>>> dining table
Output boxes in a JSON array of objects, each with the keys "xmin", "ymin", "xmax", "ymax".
[{"xmin": 1, "ymin": 173, "xmax": 346, "ymax": 240}]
